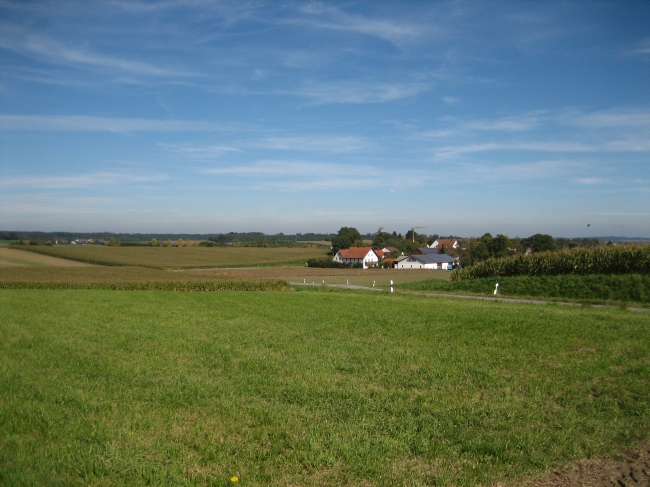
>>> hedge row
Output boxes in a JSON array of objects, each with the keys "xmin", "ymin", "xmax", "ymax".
[
  {"xmin": 0, "ymin": 280, "xmax": 290, "ymax": 291},
  {"xmin": 306, "ymin": 258, "xmax": 362, "ymax": 268},
  {"xmin": 452, "ymin": 245, "xmax": 650, "ymax": 280}
]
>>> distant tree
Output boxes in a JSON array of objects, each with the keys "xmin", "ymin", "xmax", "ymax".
[
  {"xmin": 372, "ymin": 231, "xmax": 401, "ymax": 250},
  {"xmin": 331, "ymin": 227, "xmax": 362, "ymax": 254},
  {"xmin": 469, "ymin": 241, "xmax": 490, "ymax": 262},
  {"xmin": 521, "ymin": 234, "xmax": 556, "ymax": 253},
  {"xmin": 150, "ymin": 238, "xmax": 158, "ymax": 247},
  {"xmin": 29, "ymin": 237, "xmax": 46, "ymax": 246},
  {"xmin": 486, "ymin": 234, "xmax": 511, "ymax": 258},
  {"xmin": 106, "ymin": 237, "xmax": 121, "ymax": 247},
  {"xmin": 402, "ymin": 240, "xmax": 421, "ymax": 255},
  {"xmin": 164, "ymin": 239, "xmax": 172, "ymax": 247},
  {"xmin": 427, "ymin": 234, "xmax": 440, "ymax": 246},
  {"xmin": 439, "ymin": 244, "xmax": 447, "ymax": 255},
  {"xmin": 177, "ymin": 238, "xmax": 185, "ymax": 247},
  {"xmin": 186, "ymin": 239, "xmax": 193, "ymax": 247}
]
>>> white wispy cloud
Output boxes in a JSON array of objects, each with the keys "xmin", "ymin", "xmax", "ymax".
[
  {"xmin": 433, "ymin": 141, "xmax": 596, "ymax": 159},
  {"xmin": 627, "ymin": 37, "xmax": 650, "ymax": 56},
  {"xmin": 461, "ymin": 113, "xmax": 544, "ymax": 132},
  {"xmin": 159, "ymin": 143, "xmax": 241, "ymax": 159},
  {"xmin": 203, "ymin": 160, "xmax": 427, "ymax": 190},
  {"xmin": 292, "ymin": 79, "xmax": 429, "ymax": 104},
  {"xmin": 257, "ymin": 135, "xmax": 369, "ymax": 153},
  {"xmin": 454, "ymin": 160, "xmax": 573, "ymax": 182},
  {"xmin": 0, "ymin": 172, "xmax": 167, "ymax": 189},
  {"xmin": 0, "ymin": 27, "xmax": 195, "ymax": 78},
  {"xmin": 563, "ymin": 108, "xmax": 650, "ymax": 128},
  {"xmin": 289, "ymin": 3, "xmax": 429, "ymax": 45},
  {"xmin": 0, "ymin": 115, "xmax": 225, "ymax": 132},
  {"xmin": 574, "ymin": 177, "xmax": 612, "ymax": 185}
]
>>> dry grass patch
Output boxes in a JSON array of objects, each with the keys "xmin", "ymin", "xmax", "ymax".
[
  {"xmin": 0, "ymin": 247, "xmax": 93, "ymax": 267},
  {"xmin": 16, "ymin": 245, "xmax": 329, "ymax": 269}
]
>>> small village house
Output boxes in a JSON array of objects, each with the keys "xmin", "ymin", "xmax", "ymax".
[{"xmin": 333, "ymin": 247, "xmax": 380, "ymax": 269}]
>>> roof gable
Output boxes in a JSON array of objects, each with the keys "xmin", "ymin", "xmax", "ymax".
[
  {"xmin": 338, "ymin": 247, "xmax": 375, "ymax": 259},
  {"xmin": 412, "ymin": 247, "xmax": 440, "ymax": 255}
]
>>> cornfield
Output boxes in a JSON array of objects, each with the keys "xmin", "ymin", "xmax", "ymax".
[
  {"xmin": 0, "ymin": 279, "xmax": 290, "ymax": 291},
  {"xmin": 452, "ymin": 245, "xmax": 650, "ymax": 280}
]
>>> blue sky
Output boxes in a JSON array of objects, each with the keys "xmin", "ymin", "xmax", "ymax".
[{"xmin": 1, "ymin": 1, "xmax": 649, "ymax": 237}]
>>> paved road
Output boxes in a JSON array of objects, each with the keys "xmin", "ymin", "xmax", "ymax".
[{"xmin": 289, "ymin": 282, "xmax": 649, "ymax": 312}]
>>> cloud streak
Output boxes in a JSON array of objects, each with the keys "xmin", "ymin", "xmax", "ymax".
[
  {"xmin": 0, "ymin": 28, "xmax": 195, "ymax": 78},
  {"xmin": 203, "ymin": 160, "xmax": 427, "ymax": 190},
  {"xmin": 1, "ymin": 172, "xmax": 168, "ymax": 189},
  {"xmin": 289, "ymin": 3, "xmax": 430, "ymax": 45},
  {"xmin": 0, "ymin": 115, "xmax": 226, "ymax": 132},
  {"xmin": 292, "ymin": 79, "xmax": 430, "ymax": 104},
  {"xmin": 257, "ymin": 135, "xmax": 369, "ymax": 153}
]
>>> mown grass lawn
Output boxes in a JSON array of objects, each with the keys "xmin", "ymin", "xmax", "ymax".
[{"xmin": 1, "ymin": 289, "xmax": 649, "ymax": 486}]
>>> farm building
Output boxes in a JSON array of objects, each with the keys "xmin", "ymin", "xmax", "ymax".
[
  {"xmin": 430, "ymin": 239, "xmax": 459, "ymax": 250},
  {"xmin": 333, "ymin": 247, "xmax": 380, "ymax": 269},
  {"xmin": 395, "ymin": 254, "xmax": 458, "ymax": 270}
]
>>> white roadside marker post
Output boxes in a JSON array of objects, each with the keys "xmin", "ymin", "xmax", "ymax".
[
  {"xmin": 373, "ymin": 280, "xmax": 375, "ymax": 287},
  {"xmin": 494, "ymin": 283, "xmax": 499, "ymax": 295},
  {"xmin": 390, "ymin": 280, "xmax": 394, "ymax": 293}
]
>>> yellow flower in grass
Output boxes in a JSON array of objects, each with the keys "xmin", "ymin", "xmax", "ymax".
[{"xmin": 231, "ymin": 476, "xmax": 239, "ymax": 482}]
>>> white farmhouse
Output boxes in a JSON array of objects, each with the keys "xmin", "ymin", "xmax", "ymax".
[{"xmin": 333, "ymin": 247, "xmax": 380, "ymax": 269}]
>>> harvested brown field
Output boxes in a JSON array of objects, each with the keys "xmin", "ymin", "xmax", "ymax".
[
  {"xmin": 0, "ymin": 266, "xmax": 252, "ymax": 284},
  {"xmin": 15, "ymin": 245, "xmax": 329, "ymax": 269},
  {"xmin": 0, "ymin": 247, "xmax": 93, "ymax": 267}
]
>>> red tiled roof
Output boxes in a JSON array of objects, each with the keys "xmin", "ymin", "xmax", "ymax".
[
  {"xmin": 373, "ymin": 249, "xmax": 385, "ymax": 258},
  {"xmin": 434, "ymin": 239, "xmax": 457, "ymax": 248},
  {"xmin": 338, "ymin": 247, "xmax": 374, "ymax": 259}
]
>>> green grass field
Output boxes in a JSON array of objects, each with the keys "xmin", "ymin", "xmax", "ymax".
[
  {"xmin": 13, "ymin": 245, "xmax": 329, "ymax": 269},
  {"xmin": 400, "ymin": 274, "xmax": 650, "ymax": 306},
  {"xmin": 1, "ymin": 289, "xmax": 648, "ymax": 486}
]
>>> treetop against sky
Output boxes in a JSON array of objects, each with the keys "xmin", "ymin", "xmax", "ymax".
[{"xmin": 0, "ymin": 1, "xmax": 649, "ymax": 236}]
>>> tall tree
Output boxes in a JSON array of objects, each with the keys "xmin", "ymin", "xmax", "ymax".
[
  {"xmin": 331, "ymin": 227, "xmax": 363, "ymax": 254},
  {"xmin": 521, "ymin": 234, "xmax": 556, "ymax": 253},
  {"xmin": 486, "ymin": 234, "xmax": 511, "ymax": 258}
]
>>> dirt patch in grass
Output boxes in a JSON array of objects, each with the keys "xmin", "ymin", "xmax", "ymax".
[
  {"xmin": 0, "ymin": 247, "xmax": 94, "ymax": 267},
  {"xmin": 521, "ymin": 442, "xmax": 650, "ymax": 486}
]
